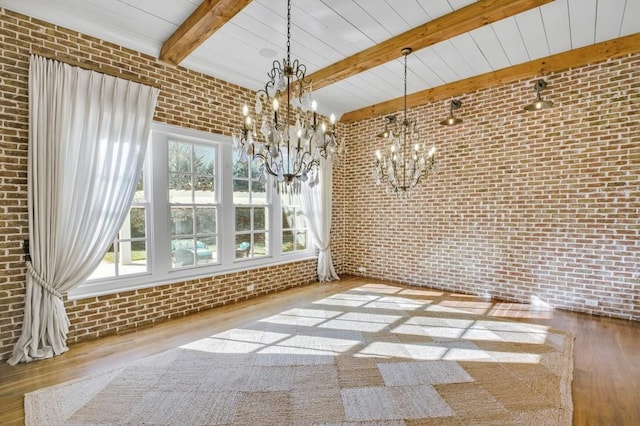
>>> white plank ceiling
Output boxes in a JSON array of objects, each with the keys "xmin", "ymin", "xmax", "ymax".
[{"xmin": 1, "ymin": 0, "xmax": 639, "ymax": 118}]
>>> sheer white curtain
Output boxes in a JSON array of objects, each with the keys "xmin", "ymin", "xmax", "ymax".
[
  {"xmin": 8, "ymin": 56, "xmax": 159, "ymax": 365},
  {"xmin": 301, "ymin": 158, "xmax": 339, "ymax": 282}
]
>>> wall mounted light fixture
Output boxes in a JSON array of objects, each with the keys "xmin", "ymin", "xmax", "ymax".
[
  {"xmin": 524, "ymin": 79, "xmax": 553, "ymax": 111},
  {"xmin": 440, "ymin": 99, "xmax": 463, "ymax": 126}
]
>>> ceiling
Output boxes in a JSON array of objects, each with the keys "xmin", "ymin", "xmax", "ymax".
[{"xmin": 1, "ymin": 0, "xmax": 639, "ymax": 119}]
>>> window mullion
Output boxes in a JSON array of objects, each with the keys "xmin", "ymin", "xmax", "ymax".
[
  {"xmin": 272, "ymin": 187, "xmax": 282, "ymax": 256},
  {"xmin": 220, "ymin": 142, "xmax": 235, "ymax": 265},
  {"xmin": 150, "ymin": 131, "xmax": 171, "ymax": 274}
]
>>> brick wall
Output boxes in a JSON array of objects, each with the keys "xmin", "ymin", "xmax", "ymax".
[
  {"xmin": 0, "ymin": 9, "xmax": 318, "ymax": 361},
  {"xmin": 337, "ymin": 54, "xmax": 639, "ymax": 320},
  {"xmin": 1, "ymin": 7, "xmax": 638, "ymax": 361}
]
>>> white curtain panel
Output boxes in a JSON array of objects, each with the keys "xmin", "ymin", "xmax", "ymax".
[
  {"xmin": 8, "ymin": 56, "xmax": 159, "ymax": 365},
  {"xmin": 301, "ymin": 158, "xmax": 339, "ymax": 282}
]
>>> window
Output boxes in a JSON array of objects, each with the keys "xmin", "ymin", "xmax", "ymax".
[
  {"xmin": 73, "ymin": 123, "xmax": 315, "ymax": 299},
  {"xmin": 168, "ymin": 140, "xmax": 218, "ymax": 268}
]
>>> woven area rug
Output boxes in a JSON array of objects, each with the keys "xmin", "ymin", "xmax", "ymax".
[{"xmin": 25, "ymin": 283, "xmax": 574, "ymax": 425}]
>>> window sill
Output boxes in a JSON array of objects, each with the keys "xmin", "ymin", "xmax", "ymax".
[{"xmin": 68, "ymin": 252, "xmax": 317, "ymax": 300}]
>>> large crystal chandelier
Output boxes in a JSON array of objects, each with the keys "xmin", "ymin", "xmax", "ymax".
[
  {"xmin": 233, "ymin": 0, "xmax": 342, "ymax": 194},
  {"xmin": 373, "ymin": 48, "xmax": 436, "ymax": 196}
]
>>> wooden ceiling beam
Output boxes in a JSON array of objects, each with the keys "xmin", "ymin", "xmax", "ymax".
[
  {"xmin": 340, "ymin": 32, "xmax": 640, "ymax": 123},
  {"xmin": 306, "ymin": 0, "xmax": 553, "ymax": 92},
  {"xmin": 160, "ymin": 0, "xmax": 252, "ymax": 65}
]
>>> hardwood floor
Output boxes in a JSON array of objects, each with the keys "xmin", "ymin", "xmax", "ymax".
[{"xmin": 1, "ymin": 276, "xmax": 639, "ymax": 425}]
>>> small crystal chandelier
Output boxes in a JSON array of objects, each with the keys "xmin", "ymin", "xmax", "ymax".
[
  {"xmin": 233, "ymin": 0, "xmax": 343, "ymax": 194},
  {"xmin": 373, "ymin": 48, "xmax": 436, "ymax": 196}
]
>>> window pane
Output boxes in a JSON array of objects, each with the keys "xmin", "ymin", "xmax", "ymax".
[
  {"xmin": 89, "ymin": 243, "xmax": 116, "ymax": 280},
  {"xmin": 119, "ymin": 240, "xmax": 147, "ymax": 276},
  {"xmin": 254, "ymin": 207, "xmax": 266, "ymax": 230},
  {"xmin": 196, "ymin": 207, "xmax": 216, "ymax": 234},
  {"xmin": 233, "ymin": 179, "xmax": 249, "ymax": 203},
  {"xmin": 253, "ymin": 232, "xmax": 268, "ymax": 256},
  {"xmin": 198, "ymin": 236, "xmax": 218, "ymax": 264},
  {"xmin": 194, "ymin": 176, "xmax": 215, "ymax": 203},
  {"xmin": 252, "ymin": 180, "xmax": 267, "ymax": 204},
  {"xmin": 168, "ymin": 141, "xmax": 192, "ymax": 173},
  {"xmin": 295, "ymin": 230, "xmax": 307, "ymax": 251},
  {"xmin": 235, "ymin": 207, "xmax": 251, "ymax": 232},
  {"xmin": 169, "ymin": 173, "xmax": 192, "ymax": 203},
  {"xmin": 294, "ymin": 208, "xmax": 306, "ymax": 229},
  {"xmin": 128, "ymin": 207, "xmax": 146, "ymax": 238},
  {"xmin": 193, "ymin": 145, "xmax": 215, "ymax": 175},
  {"xmin": 171, "ymin": 207, "xmax": 193, "ymax": 236},
  {"xmin": 282, "ymin": 207, "xmax": 294, "ymax": 229},
  {"xmin": 235, "ymin": 234, "xmax": 251, "ymax": 259},
  {"xmin": 250, "ymin": 160, "xmax": 263, "ymax": 180},
  {"xmin": 193, "ymin": 238, "xmax": 215, "ymax": 265},
  {"xmin": 233, "ymin": 152, "xmax": 249, "ymax": 178},
  {"xmin": 282, "ymin": 230, "xmax": 294, "ymax": 253},
  {"xmin": 172, "ymin": 239, "xmax": 195, "ymax": 267},
  {"xmin": 132, "ymin": 171, "xmax": 145, "ymax": 202}
]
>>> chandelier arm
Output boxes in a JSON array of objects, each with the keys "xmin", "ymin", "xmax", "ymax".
[{"xmin": 254, "ymin": 153, "xmax": 280, "ymax": 178}]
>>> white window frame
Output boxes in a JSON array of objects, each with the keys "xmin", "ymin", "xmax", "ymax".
[{"xmin": 69, "ymin": 122, "xmax": 316, "ymax": 300}]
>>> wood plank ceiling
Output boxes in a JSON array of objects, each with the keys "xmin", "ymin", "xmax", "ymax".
[{"xmin": 1, "ymin": 0, "xmax": 639, "ymax": 121}]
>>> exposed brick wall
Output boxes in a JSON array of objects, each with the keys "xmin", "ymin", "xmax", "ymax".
[
  {"xmin": 65, "ymin": 261, "xmax": 316, "ymax": 344},
  {"xmin": 1, "ymin": 7, "xmax": 638, "ymax": 362},
  {"xmin": 337, "ymin": 54, "xmax": 639, "ymax": 320},
  {"xmin": 0, "ymin": 8, "xmax": 317, "ymax": 361}
]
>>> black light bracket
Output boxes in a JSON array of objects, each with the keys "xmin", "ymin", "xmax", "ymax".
[
  {"xmin": 534, "ymin": 79, "xmax": 547, "ymax": 94},
  {"xmin": 22, "ymin": 239, "xmax": 31, "ymax": 262}
]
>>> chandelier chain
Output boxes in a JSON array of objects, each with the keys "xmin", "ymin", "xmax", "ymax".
[
  {"xmin": 286, "ymin": 0, "xmax": 291, "ymax": 63},
  {"xmin": 403, "ymin": 52, "xmax": 408, "ymax": 120}
]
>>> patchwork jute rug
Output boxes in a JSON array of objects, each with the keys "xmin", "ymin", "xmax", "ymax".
[{"xmin": 25, "ymin": 283, "xmax": 574, "ymax": 425}]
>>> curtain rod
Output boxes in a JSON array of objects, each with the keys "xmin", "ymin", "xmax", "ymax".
[{"xmin": 31, "ymin": 46, "xmax": 162, "ymax": 89}]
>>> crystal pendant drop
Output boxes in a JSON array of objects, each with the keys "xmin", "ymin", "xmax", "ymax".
[
  {"xmin": 270, "ymin": 145, "xmax": 279, "ymax": 159},
  {"xmin": 277, "ymin": 73, "xmax": 286, "ymax": 91}
]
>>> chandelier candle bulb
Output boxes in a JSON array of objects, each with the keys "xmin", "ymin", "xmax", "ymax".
[{"xmin": 312, "ymin": 100, "xmax": 317, "ymax": 126}]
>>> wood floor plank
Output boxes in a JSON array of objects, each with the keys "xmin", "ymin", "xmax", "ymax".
[{"xmin": 1, "ymin": 276, "xmax": 639, "ymax": 425}]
